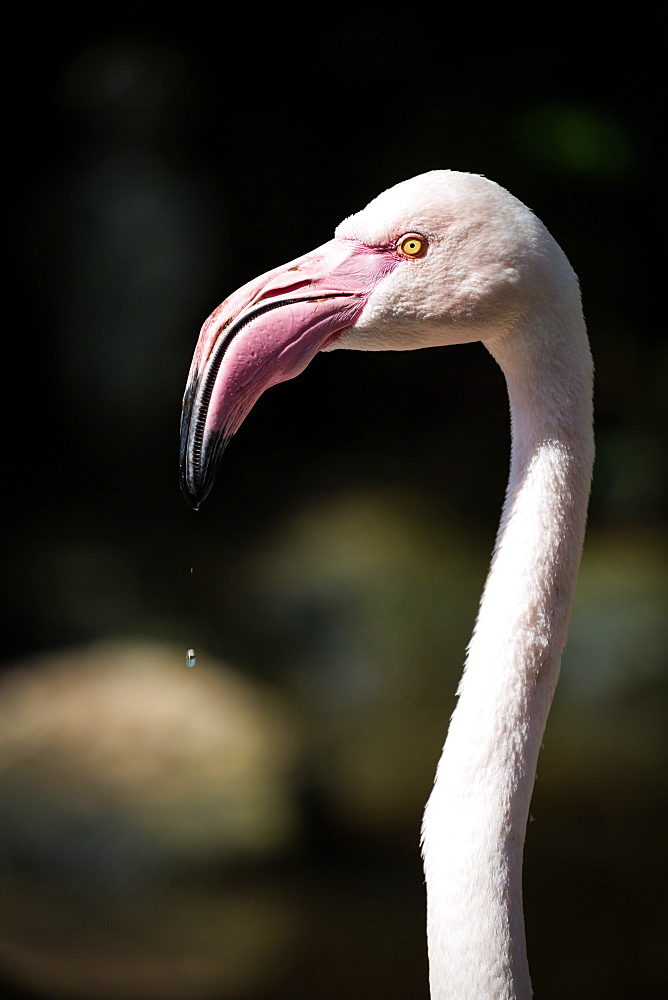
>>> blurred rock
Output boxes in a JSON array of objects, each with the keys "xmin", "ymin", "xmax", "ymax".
[{"xmin": 0, "ymin": 640, "xmax": 302, "ymax": 885}]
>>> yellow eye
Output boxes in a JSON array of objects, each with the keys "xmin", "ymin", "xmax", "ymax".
[{"xmin": 398, "ymin": 234, "xmax": 427, "ymax": 258}]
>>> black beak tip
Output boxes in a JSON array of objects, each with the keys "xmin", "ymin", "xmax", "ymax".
[
  {"xmin": 179, "ymin": 432, "xmax": 229, "ymax": 510},
  {"xmin": 180, "ymin": 366, "xmax": 229, "ymax": 509},
  {"xmin": 179, "ymin": 467, "xmax": 202, "ymax": 510}
]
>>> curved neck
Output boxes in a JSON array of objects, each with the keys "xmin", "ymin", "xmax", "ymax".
[{"xmin": 422, "ymin": 313, "xmax": 594, "ymax": 1000}]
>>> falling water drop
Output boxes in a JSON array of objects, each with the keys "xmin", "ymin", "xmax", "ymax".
[{"xmin": 186, "ymin": 648, "xmax": 197, "ymax": 668}]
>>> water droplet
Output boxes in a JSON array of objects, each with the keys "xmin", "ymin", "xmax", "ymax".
[{"xmin": 186, "ymin": 648, "xmax": 197, "ymax": 668}]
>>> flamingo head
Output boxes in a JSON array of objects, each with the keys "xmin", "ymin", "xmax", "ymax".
[{"xmin": 180, "ymin": 170, "xmax": 571, "ymax": 508}]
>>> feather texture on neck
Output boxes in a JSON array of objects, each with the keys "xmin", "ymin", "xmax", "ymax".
[{"xmin": 422, "ymin": 308, "xmax": 594, "ymax": 1000}]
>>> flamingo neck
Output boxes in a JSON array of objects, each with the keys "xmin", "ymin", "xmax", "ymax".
[{"xmin": 422, "ymin": 312, "xmax": 594, "ymax": 1000}]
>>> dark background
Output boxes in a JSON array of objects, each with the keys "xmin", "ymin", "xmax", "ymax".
[{"xmin": 2, "ymin": 12, "xmax": 666, "ymax": 1000}]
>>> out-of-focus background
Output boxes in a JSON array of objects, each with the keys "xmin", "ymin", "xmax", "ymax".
[{"xmin": 3, "ymin": 13, "xmax": 666, "ymax": 1000}]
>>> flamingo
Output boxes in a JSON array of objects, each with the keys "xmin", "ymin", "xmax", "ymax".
[{"xmin": 179, "ymin": 171, "xmax": 594, "ymax": 1000}]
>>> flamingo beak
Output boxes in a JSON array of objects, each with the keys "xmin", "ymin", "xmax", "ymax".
[{"xmin": 179, "ymin": 237, "xmax": 398, "ymax": 508}]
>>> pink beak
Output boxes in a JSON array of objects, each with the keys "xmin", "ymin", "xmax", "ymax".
[{"xmin": 179, "ymin": 237, "xmax": 399, "ymax": 507}]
